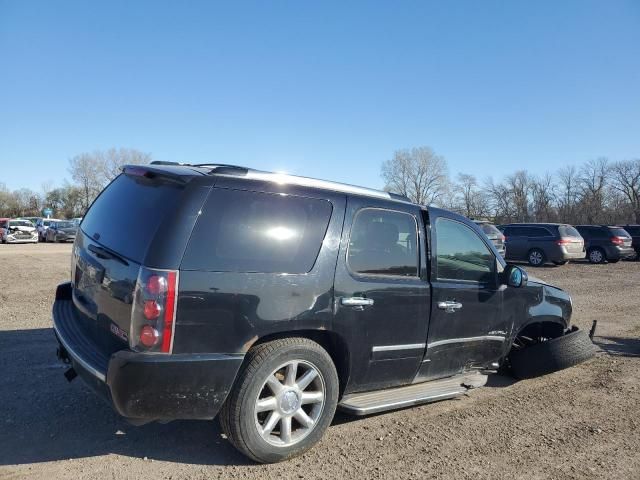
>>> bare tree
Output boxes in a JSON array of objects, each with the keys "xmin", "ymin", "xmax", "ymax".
[
  {"xmin": 484, "ymin": 177, "xmax": 514, "ymax": 223},
  {"xmin": 578, "ymin": 158, "xmax": 609, "ymax": 223},
  {"xmin": 68, "ymin": 153, "xmax": 104, "ymax": 211},
  {"xmin": 505, "ymin": 170, "xmax": 532, "ymax": 222},
  {"xmin": 381, "ymin": 146, "xmax": 449, "ymax": 205},
  {"xmin": 531, "ymin": 173, "xmax": 556, "ymax": 222},
  {"xmin": 611, "ymin": 158, "xmax": 640, "ymax": 223},
  {"xmin": 557, "ymin": 165, "xmax": 579, "ymax": 224},
  {"xmin": 452, "ymin": 173, "xmax": 489, "ymax": 219},
  {"xmin": 99, "ymin": 147, "xmax": 152, "ymax": 184}
]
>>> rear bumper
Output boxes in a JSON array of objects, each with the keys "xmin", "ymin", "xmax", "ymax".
[
  {"xmin": 53, "ymin": 282, "xmax": 244, "ymax": 420},
  {"xmin": 605, "ymin": 246, "xmax": 636, "ymax": 260},
  {"xmin": 556, "ymin": 248, "xmax": 585, "ymax": 261}
]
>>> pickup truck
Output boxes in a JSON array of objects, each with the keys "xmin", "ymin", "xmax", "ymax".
[{"xmin": 53, "ymin": 163, "xmax": 596, "ymax": 463}]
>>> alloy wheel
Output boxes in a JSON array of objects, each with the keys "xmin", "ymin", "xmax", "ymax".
[
  {"xmin": 589, "ymin": 250, "xmax": 603, "ymax": 263},
  {"xmin": 254, "ymin": 360, "xmax": 325, "ymax": 447},
  {"xmin": 529, "ymin": 250, "xmax": 543, "ymax": 266}
]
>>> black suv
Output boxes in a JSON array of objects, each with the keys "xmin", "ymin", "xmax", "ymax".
[
  {"xmin": 53, "ymin": 164, "xmax": 595, "ymax": 463},
  {"xmin": 498, "ymin": 223, "xmax": 585, "ymax": 266},
  {"xmin": 575, "ymin": 225, "xmax": 635, "ymax": 263},
  {"xmin": 620, "ymin": 225, "xmax": 640, "ymax": 260}
]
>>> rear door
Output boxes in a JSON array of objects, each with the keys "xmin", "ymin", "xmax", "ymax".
[
  {"xmin": 417, "ymin": 214, "xmax": 507, "ymax": 381},
  {"xmin": 503, "ymin": 226, "xmax": 528, "ymax": 260},
  {"xmin": 333, "ymin": 197, "xmax": 429, "ymax": 392},
  {"xmin": 71, "ymin": 170, "xmax": 210, "ymax": 354}
]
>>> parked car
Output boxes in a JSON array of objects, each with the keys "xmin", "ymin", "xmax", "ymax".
[
  {"xmin": 2, "ymin": 219, "xmax": 39, "ymax": 244},
  {"xmin": 71, "ymin": 217, "xmax": 83, "ymax": 226},
  {"xmin": 45, "ymin": 220, "xmax": 78, "ymax": 243},
  {"xmin": 36, "ymin": 218, "xmax": 60, "ymax": 242},
  {"xmin": 574, "ymin": 225, "xmax": 635, "ymax": 264},
  {"xmin": 0, "ymin": 218, "xmax": 9, "ymax": 243},
  {"xmin": 498, "ymin": 223, "xmax": 585, "ymax": 266},
  {"xmin": 473, "ymin": 220, "xmax": 506, "ymax": 257},
  {"xmin": 620, "ymin": 225, "xmax": 640, "ymax": 260},
  {"xmin": 53, "ymin": 163, "xmax": 595, "ymax": 463}
]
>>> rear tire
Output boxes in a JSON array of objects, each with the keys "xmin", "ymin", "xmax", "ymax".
[
  {"xmin": 219, "ymin": 337, "xmax": 339, "ymax": 463},
  {"xmin": 509, "ymin": 327, "xmax": 597, "ymax": 379},
  {"xmin": 527, "ymin": 249, "xmax": 545, "ymax": 267},
  {"xmin": 588, "ymin": 248, "xmax": 605, "ymax": 264}
]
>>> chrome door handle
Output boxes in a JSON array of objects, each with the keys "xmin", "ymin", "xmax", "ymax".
[
  {"xmin": 437, "ymin": 301, "xmax": 462, "ymax": 313},
  {"xmin": 341, "ymin": 297, "xmax": 374, "ymax": 307}
]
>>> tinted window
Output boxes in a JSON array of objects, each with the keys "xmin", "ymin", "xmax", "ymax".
[
  {"xmin": 558, "ymin": 225, "xmax": 581, "ymax": 238},
  {"xmin": 624, "ymin": 226, "xmax": 640, "ymax": 235},
  {"xmin": 347, "ymin": 208, "xmax": 418, "ymax": 277},
  {"xmin": 183, "ymin": 188, "xmax": 332, "ymax": 273},
  {"xmin": 525, "ymin": 226, "xmax": 552, "ymax": 237},
  {"xmin": 81, "ymin": 174, "xmax": 187, "ymax": 262},
  {"xmin": 609, "ymin": 228, "xmax": 630, "ymax": 238},
  {"xmin": 436, "ymin": 218, "xmax": 495, "ymax": 283},
  {"xmin": 579, "ymin": 226, "xmax": 607, "ymax": 239}
]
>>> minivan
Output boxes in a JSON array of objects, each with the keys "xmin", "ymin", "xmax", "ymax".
[
  {"xmin": 498, "ymin": 223, "xmax": 585, "ymax": 266},
  {"xmin": 53, "ymin": 163, "xmax": 595, "ymax": 463},
  {"xmin": 575, "ymin": 225, "xmax": 635, "ymax": 263}
]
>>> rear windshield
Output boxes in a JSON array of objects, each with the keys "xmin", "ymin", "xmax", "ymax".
[
  {"xmin": 558, "ymin": 225, "xmax": 581, "ymax": 238},
  {"xmin": 480, "ymin": 223, "xmax": 502, "ymax": 237},
  {"xmin": 81, "ymin": 174, "xmax": 186, "ymax": 262},
  {"xmin": 609, "ymin": 228, "xmax": 630, "ymax": 237}
]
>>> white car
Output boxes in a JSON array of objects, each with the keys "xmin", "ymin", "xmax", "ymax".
[{"xmin": 3, "ymin": 219, "xmax": 39, "ymax": 244}]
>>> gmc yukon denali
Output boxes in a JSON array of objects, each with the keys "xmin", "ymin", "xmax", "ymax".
[{"xmin": 53, "ymin": 163, "xmax": 596, "ymax": 463}]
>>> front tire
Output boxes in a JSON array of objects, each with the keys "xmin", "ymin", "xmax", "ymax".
[
  {"xmin": 219, "ymin": 338, "xmax": 339, "ymax": 463},
  {"xmin": 527, "ymin": 248, "xmax": 545, "ymax": 267},
  {"xmin": 509, "ymin": 327, "xmax": 596, "ymax": 379}
]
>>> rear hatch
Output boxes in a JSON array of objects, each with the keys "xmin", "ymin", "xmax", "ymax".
[
  {"xmin": 71, "ymin": 166, "xmax": 210, "ymax": 356},
  {"xmin": 609, "ymin": 227, "xmax": 633, "ymax": 249},
  {"xmin": 558, "ymin": 225, "xmax": 584, "ymax": 253},
  {"xmin": 479, "ymin": 223, "xmax": 505, "ymax": 250}
]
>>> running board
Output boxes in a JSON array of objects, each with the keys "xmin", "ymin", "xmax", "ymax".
[{"xmin": 338, "ymin": 372, "xmax": 488, "ymax": 416}]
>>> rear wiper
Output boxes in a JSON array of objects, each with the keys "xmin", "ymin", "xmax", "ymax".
[{"xmin": 88, "ymin": 244, "xmax": 129, "ymax": 266}]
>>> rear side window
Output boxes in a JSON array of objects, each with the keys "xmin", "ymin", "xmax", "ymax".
[
  {"xmin": 609, "ymin": 228, "xmax": 630, "ymax": 237},
  {"xmin": 579, "ymin": 227, "xmax": 607, "ymax": 239},
  {"xmin": 81, "ymin": 174, "xmax": 186, "ymax": 262},
  {"xmin": 347, "ymin": 208, "xmax": 418, "ymax": 277},
  {"xmin": 559, "ymin": 225, "xmax": 581, "ymax": 238},
  {"xmin": 525, "ymin": 226, "xmax": 552, "ymax": 237},
  {"xmin": 182, "ymin": 189, "xmax": 332, "ymax": 273},
  {"xmin": 625, "ymin": 226, "xmax": 640, "ymax": 235}
]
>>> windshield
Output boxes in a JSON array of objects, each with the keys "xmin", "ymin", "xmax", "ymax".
[
  {"xmin": 56, "ymin": 221, "xmax": 75, "ymax": 229},
  {"xmin": 10, "ymin": 220, "xmax": 34, "ymax": 228},
  {"xmin": 559, "ymin": 225, "xmax": 581, "ymax": 238}
]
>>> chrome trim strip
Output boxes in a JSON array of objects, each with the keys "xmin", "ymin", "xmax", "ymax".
[
  {"xmin": 53, "ymin": 323, "xmax": 107, "ymax": 382},
  {"xmin": 427, "ymin": 336, "xmax": 506, "ymax": 348},
  {"xmin": 372, "ymin": 343, "xmax": 426, "ymax": 352}
]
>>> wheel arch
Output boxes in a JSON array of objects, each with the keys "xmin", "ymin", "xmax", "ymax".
[{"xmin": 248, "ymin": 329, "xmax": 351, "ymax": 397}]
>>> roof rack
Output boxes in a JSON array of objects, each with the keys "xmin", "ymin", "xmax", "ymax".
[{"xmin": 149, "ymin": 161, "xmax": 413, "ymax": 204}]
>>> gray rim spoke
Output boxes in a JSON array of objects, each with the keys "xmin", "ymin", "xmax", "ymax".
[
  {"xmin": 294, "ymin": 408, "xmax": 315, "ymax": 428},
  {"xmin": 300, "ymin": 391, "xmax": 323, "ymax": 405},
  {"xmin": 296, "ymin": 369, "xmax": 318, "ymax": 390},
  {"xmin": 280, "ymin": 416, "xmax": 292, "ymax": 443},
  {"xmin": 256, "ymin": 396, "xmax": 277, "ymax": 413},
  {"xmin": 266, "ymin": 375, "xmax": 284, "ymax": 394},
  {"xmin": 261, "ymin": 411, "xmax": 281, "ymax": 437},
  {"xmin": 284, "ymin": 361, "xmax": 298, "ymax": 386}
]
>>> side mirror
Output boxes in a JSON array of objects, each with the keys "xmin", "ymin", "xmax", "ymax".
[{"xmin": 504, "ymin": 264, "xmax": 528, "ymax": 288}]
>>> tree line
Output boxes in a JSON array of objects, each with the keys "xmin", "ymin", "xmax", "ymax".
[
  {"xmin": 0, "ymin": 148, "xmax": 150, "ymax": 219},
  {"xmin": 382, "ymin": 146, "xmax": 640, "ymax": 225}
]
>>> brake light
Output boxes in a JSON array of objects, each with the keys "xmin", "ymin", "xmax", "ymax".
[
  {"xmin": 611, "ymin": 236, "xmax": 625, "ymax": 246},
  {"xmin": 131, "ymin": 267, "xmax": 178, "ymax": 353},
  {"xmin": 556, "ymin": 238, "xmax": 573, "ymax": 246}
]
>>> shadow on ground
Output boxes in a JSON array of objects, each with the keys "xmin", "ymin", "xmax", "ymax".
[{"xmin": 594, "ymin": 336, "xmax": 640, "ymax": 358}]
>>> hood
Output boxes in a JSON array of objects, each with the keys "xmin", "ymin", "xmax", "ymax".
[
  {"xmin": 527, "ymin": 275, "xmax": 561, "ymax": 290},
  {"xmin": 10, "ymin": 225, "xmax": 36, "ymax": 233}
]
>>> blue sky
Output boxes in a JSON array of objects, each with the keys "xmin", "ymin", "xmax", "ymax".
[{"xmin": 1, "ymin": 1, "xmax": 639, "ymax": 192}]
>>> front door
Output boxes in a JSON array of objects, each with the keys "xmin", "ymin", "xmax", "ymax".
[
  {"xmin": 417, "ymin": 215, "xmax": 508, "ymax": 382},
  {"xmin": 333, "ymin": 197, "xmax": 430, "ymax": 393}
]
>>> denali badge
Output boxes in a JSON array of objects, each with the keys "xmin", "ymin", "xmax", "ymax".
[{"xmin": 110, "ymin": 323, "xmax": 128, "ymax": 342}]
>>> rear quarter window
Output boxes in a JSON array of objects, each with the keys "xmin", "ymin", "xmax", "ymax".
[{"xmin": 182, "ymin": 188, "xmax": 333, "ymax": 273}]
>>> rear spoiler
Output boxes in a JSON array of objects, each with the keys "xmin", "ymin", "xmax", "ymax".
[{"xmin": 121, "ymin": 165, "xmax": 197, "ymax": 185}]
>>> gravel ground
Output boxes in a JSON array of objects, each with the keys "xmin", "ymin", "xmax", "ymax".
[{"xmin": 0, "ymin": 243, "xmax": 639, "ymax": 479}]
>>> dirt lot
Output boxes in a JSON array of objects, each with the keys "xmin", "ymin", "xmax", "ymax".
[{"xmin": 0, "ymin": 243, "xmax": 638, "ymax": 479}]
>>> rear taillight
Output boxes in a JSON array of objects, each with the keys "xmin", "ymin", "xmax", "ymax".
[
  {"xmin": 611, "ymin": 236, "xmax": 625, "ymax": 246},
  {"xmin": 130, "ymin": 267, "xmax": 178, "ymax": 353},
  {"xmin": 556, "ymin": 238, "xmax": 571, "ymax": 246}
]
